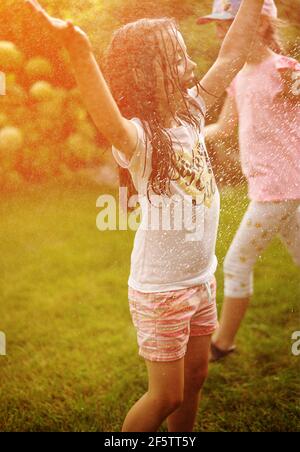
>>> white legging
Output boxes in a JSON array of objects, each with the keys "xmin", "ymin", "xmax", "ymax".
[{"xmin": 224, "ymin": 200, "xmax": 300, "ymax": 298}]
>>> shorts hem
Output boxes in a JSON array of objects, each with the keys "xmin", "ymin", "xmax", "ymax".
[
  {"xmin": 138, "ymin": 350, "xmax": 186, "ymax": 363},
  {"xmin": 190, "ymin": 324, "xmax": 219, "ymax": 337}
]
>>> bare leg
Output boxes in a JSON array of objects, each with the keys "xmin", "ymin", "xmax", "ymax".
[
  {"xmin": 167, "ymin": 335, "xmax": 211, "ymax": 432},
  {"xmin": 213, "ymin": 296, "xmax": 250, "ymax": 350},
  {"xmin": 214, "ymin": 201, "xmax": 300, "ymax": 352},
  {"xmin": 214, "ymin": 201, "xmax": 288, "ymax": 351},
  {"xmin": 122, "ymin": 358, "xmax": 184, "ymax": 432}
]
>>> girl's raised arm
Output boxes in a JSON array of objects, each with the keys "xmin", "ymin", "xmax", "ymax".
[
  {"xmin": 197, "ymin": 0, "xmax": 265, "ymax": 111},
  {"xmin": 25, "ymin": 0, "xmax": 138, "ymax": 159}
]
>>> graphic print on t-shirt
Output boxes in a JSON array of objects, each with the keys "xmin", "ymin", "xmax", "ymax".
[{"xmin": 173, "ymin": 139, "xmax": 216, "ymax": 208}]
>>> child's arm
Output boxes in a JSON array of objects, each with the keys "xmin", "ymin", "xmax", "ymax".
[
  {"xmin": 25, "ymin": 0, "xmax": 137, "ymax": 160},
  {"xmin": 205, "ymin": 95, "xmax": 239, "ymax": 167},
  {"xmin": 195, "ymin": 0, "xmax": 265, "ymax": 111},
  {"xmin": 205, "ymin": 95, "xmax": 238, "ymax": 148}
]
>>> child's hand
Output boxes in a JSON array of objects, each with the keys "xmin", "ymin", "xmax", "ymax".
[{"xmin": 25, "ymin": 0, "xmax": 92, "ymax": 53}]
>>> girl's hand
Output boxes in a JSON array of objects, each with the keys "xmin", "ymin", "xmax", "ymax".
[{"xmin": 25, "ymin": 0, "xmax": 92, "ymax": 53}]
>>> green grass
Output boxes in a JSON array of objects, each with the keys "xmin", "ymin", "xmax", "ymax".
[{"xmin": 0, "ymin": 182, "xmax": 299, "ymax": 432}]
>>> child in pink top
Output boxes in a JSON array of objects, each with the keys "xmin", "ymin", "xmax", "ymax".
[
  {"xmin": 227, "ymin": 53, "xmax": 300, "ymax": 202},
  {"xmin": 200, "ymin": 0, "xmax": 300, "ymax": 360}
]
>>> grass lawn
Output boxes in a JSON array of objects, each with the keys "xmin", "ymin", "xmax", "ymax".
[{"xmin": 0, "ymin": 181, "xmax": 299, "ymax": 432}]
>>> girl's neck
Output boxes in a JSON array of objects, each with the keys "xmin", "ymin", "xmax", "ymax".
[{"xmin": 246, "ymin": 41, "xmax": 274, "ymax": 66}]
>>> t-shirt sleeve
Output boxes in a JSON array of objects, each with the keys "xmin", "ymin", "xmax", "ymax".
[
  {"xmin": 274, "ymin": 56, "xmax": 300, "ymax": 97},
  {"xmin": 275, "ymin": 55, "xmax": 300, "ymax": 72},
  {"xmin": 111, "ymin": 118, "xmax": 151, "ymax": 189}
]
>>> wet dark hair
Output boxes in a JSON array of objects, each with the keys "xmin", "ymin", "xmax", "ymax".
[{"xmin": 103, "ymin": 17, "xmax": 206, "ymax": 211}]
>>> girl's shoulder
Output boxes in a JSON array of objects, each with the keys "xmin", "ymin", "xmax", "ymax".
[{"xmin": 235, "ymin": 54, "xmax": 300, "ymax": 86}]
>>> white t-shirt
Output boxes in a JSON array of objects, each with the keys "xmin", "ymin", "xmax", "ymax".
[{"xmin": 112, "ymin": 89, "xmax": 220, "ymax": 292}]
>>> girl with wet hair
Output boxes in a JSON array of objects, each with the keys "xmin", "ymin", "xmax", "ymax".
[
  {"xmin": 26, "ymin": 0, "xmax": 265, "ymax": 432},
  {"xmin": 201, "ymin": 0, "xmax": 300, "ymax": 362},
  {"xmin": 103, "ymin": 17, "xmax": 211, "ymax": 208}
]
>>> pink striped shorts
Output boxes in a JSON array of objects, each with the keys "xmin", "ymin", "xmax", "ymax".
[{"xmin": 128, "ymin": 276, "xmax": 218, "ymax": 362}]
